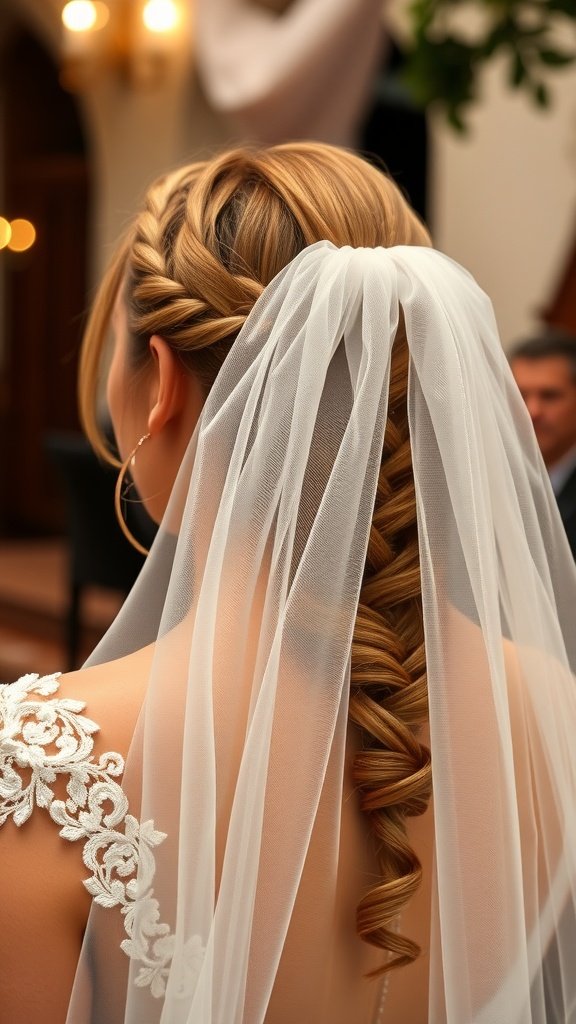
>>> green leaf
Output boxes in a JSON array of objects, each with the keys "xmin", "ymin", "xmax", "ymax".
[
  {"xmin": 543, "ymin": 0, "xmax": 576, "ymax": 16},
  {"xmin": 404, "ymin": 0, "xmax": 576, "ymax": 130},
  {"xmin": 447, "ymin": 106, "xmax": 468, "ymax": 133},
  {"xmin": 509, "ymin": 51, "xmax": 527, "ymax": 87},
  {"xmin": 533, "ymin": 81, "xmax": 551, "ymax": 106},
  {"xmin": 409, "ymin": 0, "xmax": 437, "ymax": 31},
  {"xmin": 481, "ymin": 23, "xmax": 510, "ymax": 57},
  {"xmin": 538, "ymin": 48, "xmax": 576, "ymax": 66}
]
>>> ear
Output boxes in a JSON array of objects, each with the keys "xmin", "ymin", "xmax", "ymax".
[{"xmin": 146, "ymin": 335, "xmax": 187, "ymax": 436}]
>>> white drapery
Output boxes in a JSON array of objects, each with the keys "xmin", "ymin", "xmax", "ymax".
[{"xmin": 194, "ymin": 0, "xmax": 386, "ymax": 145}]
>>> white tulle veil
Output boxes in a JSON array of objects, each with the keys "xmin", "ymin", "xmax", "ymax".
[{"xmin": 66, "ymin": 241, "xmax": 576, "ymax": 1023}]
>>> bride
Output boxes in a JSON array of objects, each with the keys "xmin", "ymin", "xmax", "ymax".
[{"xmin": 1, "ymin": 142, "xmax": 575, "ymax": 1024}]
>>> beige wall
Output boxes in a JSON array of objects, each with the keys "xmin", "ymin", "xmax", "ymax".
[{"xmin": 430, "ymin": 60, "xmax": 576, "ymax": 348}]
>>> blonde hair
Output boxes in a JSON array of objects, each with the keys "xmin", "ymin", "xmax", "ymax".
[{"xmin": 80, "ymin": 141, "xmax": 432, "ymax": 974}]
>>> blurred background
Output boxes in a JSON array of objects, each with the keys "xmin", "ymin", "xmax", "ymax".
[{"xmin": 0, "ymin": 0, "xmax": 575, "ymax": 679}]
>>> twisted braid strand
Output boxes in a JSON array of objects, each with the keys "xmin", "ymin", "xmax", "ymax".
[
  {"xmin": 129, "ymin": 167, "xmax": 263, "ymax": 357},
  {"xmin": 349, "ymin": 336, "xmax": 431, "ymax": 973}
]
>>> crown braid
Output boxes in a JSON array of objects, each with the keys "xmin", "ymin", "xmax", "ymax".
[{"xmin": 128, "ymin": 168, "xmax": 263, "ymax": 370}]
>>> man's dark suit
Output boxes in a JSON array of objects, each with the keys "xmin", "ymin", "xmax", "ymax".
[{"xmin": 556, "ymin": 465, "xmax": 576, "ymax": 558}]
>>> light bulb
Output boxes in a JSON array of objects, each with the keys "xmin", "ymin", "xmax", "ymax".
[
  {"xmin": 62, "ymin": 1, "xmax": 98, "ymax": 32},
  {"xmin": 142, "ymin": 0, "xmax": 180, "ymax": 34}
]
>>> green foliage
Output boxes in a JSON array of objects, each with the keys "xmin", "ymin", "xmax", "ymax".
[{"xmin": 403, "ymin": 0, "xmax": 576, "ymax": 131}]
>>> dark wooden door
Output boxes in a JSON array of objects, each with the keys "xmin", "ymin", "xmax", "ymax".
[{"xmin": 0, "ymin": 29, "xmax": 91, "ymax": 535}]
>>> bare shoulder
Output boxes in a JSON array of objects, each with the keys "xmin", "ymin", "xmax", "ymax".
[
  {"xmin": 0, "ymin": 649, "xmax": 154, "ymax": 1024},
  {"xmin": 55, "ymin": 643, "xmax": 155, "ymax": 757},
  {"xmin": 0, "ymin": 644, "xmax": 155, "ymax": 833}
]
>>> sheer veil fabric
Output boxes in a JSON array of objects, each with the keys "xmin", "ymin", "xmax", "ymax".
[{"xmin": 67, "ymin": 243, "xmax": 576, "ymax": 1023}]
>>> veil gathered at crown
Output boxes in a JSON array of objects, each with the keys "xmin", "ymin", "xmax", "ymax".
[{"xmin": 67, "ymin": 242, "xmax": 576, "ymax": 1024}]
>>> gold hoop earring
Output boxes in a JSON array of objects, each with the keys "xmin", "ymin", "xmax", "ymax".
[{"xmin": 114, "ymin": 433, "xmax": 151, "ymax": 557}]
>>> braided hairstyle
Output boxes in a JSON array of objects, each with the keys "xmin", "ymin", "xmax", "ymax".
[
  {"xmin": 80, "ymin": 142, "xmax": 432, "ymax": 975},
  {"xmin": 351, "ymin": 334, "xmax": 431, "ymax": 971}
]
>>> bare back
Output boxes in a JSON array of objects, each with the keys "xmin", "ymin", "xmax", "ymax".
[{"xmin": 0, "ymin": 643, "xmax": 433, "ymax": 1024}]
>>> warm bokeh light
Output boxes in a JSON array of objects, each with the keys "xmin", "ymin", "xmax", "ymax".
[
  {"xmin": 0, "ymin": 217, "xmax": 12, "ymax": 250},
  {"xmin": 62, "ymin": 1, "xmax": 98, "ymax": 33},
  {"xmin": 8, "ymin": 219, "xmax": 36, "ymax": 253},
  {"xmin": 142, "ymin": 0, "xmax": 180, "ymax": 33},
  {"xmin": 91, "ymin": 2, "xmax": 110, "ymax": 30}
]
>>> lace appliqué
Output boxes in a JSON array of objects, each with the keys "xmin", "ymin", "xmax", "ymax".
[{"xmin": 0, "ymin": 673, "xmax": 204, "ymax": 999}]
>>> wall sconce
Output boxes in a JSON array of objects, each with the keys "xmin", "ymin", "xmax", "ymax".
[{"xmin": 60, "ymin": 0, "xmax": 187, "ymax": 90}]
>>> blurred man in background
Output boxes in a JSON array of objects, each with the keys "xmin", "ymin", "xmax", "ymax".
[{"xmin": 510, "ymin": 333, "xmax": 576, "ymax": 557}]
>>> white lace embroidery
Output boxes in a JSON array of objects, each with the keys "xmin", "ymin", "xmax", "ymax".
[{"xmin": 0, "ymin": 673, "xmax": 204, "ymax": 1000}]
